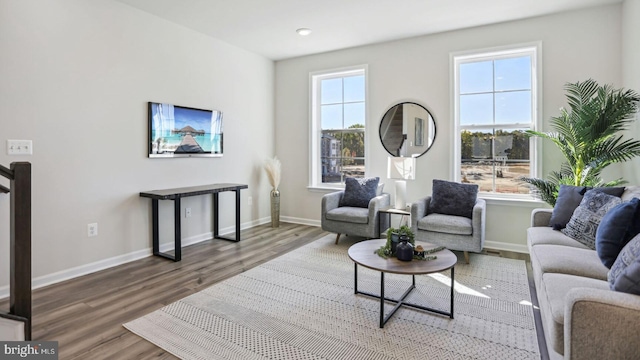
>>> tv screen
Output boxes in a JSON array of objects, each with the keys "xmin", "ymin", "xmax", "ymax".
[{"xmin": 148, "ymin": 102, "xmax": 223, "ymax": 158}]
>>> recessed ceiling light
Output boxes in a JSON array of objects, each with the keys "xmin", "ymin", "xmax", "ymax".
[{"xmin": 296, "ymin": 28, "xmax": 312, "ymax": 36}]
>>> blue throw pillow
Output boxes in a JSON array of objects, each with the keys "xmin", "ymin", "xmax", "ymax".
[
  {"xmin": 596, "ymin": 198, "xmax": 640, "ymax": 268},
  {"xmin": 430, "ymin": 179, "xmax": 478, "ymax": 219},
  {"xmin": 340, "ymin": 177, "xmax": 380, "ymax": 208},
  {"xmin": 609, "ymin": 234, "xmax": 640, "ymax": 295}
]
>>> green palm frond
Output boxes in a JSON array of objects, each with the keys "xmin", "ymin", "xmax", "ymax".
[{"xmin": 524, "ymin": 79, "xmax": 640, "ymax": 205}]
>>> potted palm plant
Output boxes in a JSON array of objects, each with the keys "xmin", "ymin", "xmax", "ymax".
[{"xmin": 521, "ymin": 79, "xmax": 640, "ymax": 205}]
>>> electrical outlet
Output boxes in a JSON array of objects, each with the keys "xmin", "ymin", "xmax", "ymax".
[
  {"xmin": 185, "ymin": 207, "xmax": 192, "ymax": 218},
  {"xmin": 7, "ymin": 140, "xmax": 33, "ymax": 155},
  {"xmin": 248, "ymin": 196, "xmax": 252, "ymax": 206},
  {"xmin": 88, "ymin": 223, "xmax": 98, "ymax": 237}
]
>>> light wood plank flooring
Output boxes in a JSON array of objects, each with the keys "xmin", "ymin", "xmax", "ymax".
[
  {"xmin": 0, "ymin": 223, "xmax": 542, "ymax": 359},
  {"xmin": 0, "ymin": 222, "xmax": 326, "ymax": 359}
]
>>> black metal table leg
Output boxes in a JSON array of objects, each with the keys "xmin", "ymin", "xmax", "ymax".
[
  {"xmin": 173, "ymin": 197, "xmax": 181, "ymax": 261},
  {"xmin": 354, "ymin": 269, "xmax": 455, "ymax": 327},
  {"xmin": 152, "ymin": 199, "xmax": 159, "ymax": 256},
  {"xmin": 151, "ymin": 198, "xmax": 181, "ymax": 262},
  {"xmin": 214, "ymin": 190, "xmax": 241, "ymax": 242},
  {"xmin": 450, "ymin": 267, "xmax": 455, "ymax": 319},
  {"xmin": 380, "ymin": 272, "xmax": 385, "ymax": 328}
]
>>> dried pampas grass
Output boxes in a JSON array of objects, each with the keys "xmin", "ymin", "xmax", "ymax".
[{"xmin": 264, "ymin": 156, "xmax": 281, "ymax": 190}]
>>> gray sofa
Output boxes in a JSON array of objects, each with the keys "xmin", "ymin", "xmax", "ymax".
[{"xmin": 527, "ymin": 187, "xmax": 640, "ymax": 359}]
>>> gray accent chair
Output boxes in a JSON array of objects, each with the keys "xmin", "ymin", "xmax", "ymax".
[
  {"xmin": 411, "ymin": 196, "xmax": 486, "ymax": 263},
  {"xmin": 321, "ymin": 190, "xmax": 390, "ymax": 244}
]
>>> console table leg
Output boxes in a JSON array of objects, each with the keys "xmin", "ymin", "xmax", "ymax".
[
  {"xmin": 152, "ymin": 199, "xmax": 159, "ymax": 255},
  {"xmin": 174, "ymin": 197, "xmax": 181, "ymax": 261},
  {"xmin": 235, "ymin": 189, "xmax": 241, "ymax": 241}
]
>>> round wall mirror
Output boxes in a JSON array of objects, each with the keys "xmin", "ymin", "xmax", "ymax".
[{"xmin": 379, "ymin": 102, "xmax": 436, "ymax": 157}]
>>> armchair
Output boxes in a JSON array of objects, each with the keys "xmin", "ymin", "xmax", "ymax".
[
  {"xmin": 411, "ymin": 195, "xmax": 486, "ymax": 263},
  {"xmin": 321, "ymin": 189, "xmax": 390, "ymax": 244}
]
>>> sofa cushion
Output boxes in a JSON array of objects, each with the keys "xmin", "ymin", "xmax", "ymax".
[
  {"xmin": 596, "ymin": 198, "xmax": 640, "ymax": 268},
  {"xmin": 561, "ymin": 190, "xmax": 622, "ymax": 249},
  {"xmin": 417, "ymin": 213, "xmax": 472, "ymax": 235},
  {"xmin": 340, "ymin": 177, "xmax": 379, "ymax": 208},
  {"xmin": 527, "ymin": 226, "xmax": 590, "ymax": 249},
  {"xmin": 539, "ymin": 273, "xmax": 610, "ymax": 354},
  {"xmin": 608, "ymin": 234, "xmax": 640, "ymax": 295},
  {"xmin": 549, "ymin": 185, "xmax": 625, "ymax": 230},
  {"xmin": 325, "ymin": 207, "xmax": 369, "ymax": 224},
  {"xmin": 430, "ymin": 179, "xmax": 478, "ymax": 219},
  {"xmin": 622, "ymin": 186, "xmax": 640, "ymax": 202},
  {"xmin": 530, "ymin": 244, "xmax": 608, "ymax": 281}
]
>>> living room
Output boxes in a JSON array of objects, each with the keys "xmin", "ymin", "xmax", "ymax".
[{"xmin": 1, "ymin": 0, "xmax": 640, "ymax": 358}]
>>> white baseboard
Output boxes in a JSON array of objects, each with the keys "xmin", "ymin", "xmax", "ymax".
[
  {"xmin": 0, "ymin": 217, "xmax": 271, "ymax": 300},
  {"xmin": 280, "ymin": 216, "xmax": 320, "ymax": 227},
  {"xmin": 484, "ymin": 240, "xmax": 529, "ymax": 254}
]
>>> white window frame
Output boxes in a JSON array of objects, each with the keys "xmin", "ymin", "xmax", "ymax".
[
  {"xmin": 451, "ymin": 42, "xmax": 542, "ymax": 200},
  {"xmin": 308, "ymin": 65, "xmax": 369, "ymax": 190}
]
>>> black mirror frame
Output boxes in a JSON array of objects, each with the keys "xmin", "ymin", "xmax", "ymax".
[{"xmin": 379, "ymin": 101, "xmax": 436, "ymax": 158}]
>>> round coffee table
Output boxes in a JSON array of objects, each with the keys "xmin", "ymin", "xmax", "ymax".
[{"xmin": 348, "ymin": 239, "xmax": 457, "ymax": 328}]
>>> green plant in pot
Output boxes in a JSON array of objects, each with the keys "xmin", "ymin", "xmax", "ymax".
[
  {"xmin": 521, "ymin": 79, "xmax": 640, "ymax": 206},
  {"xmin": 375, "ymin": 225, "xmax": 415, "ymax": 258}
]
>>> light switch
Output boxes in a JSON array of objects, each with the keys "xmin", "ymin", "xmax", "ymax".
[{"xmin": 7, "ymin": 140, "xmax": 33, "ymax": 155}]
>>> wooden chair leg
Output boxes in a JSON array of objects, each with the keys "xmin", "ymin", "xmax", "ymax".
[
  {"xmin": 335, "ymin": 233, "xmax": 341, "ymax": 245},
  {"xmin": 463, "ymin": 251, "xmax": 470, "ymax": 264}
]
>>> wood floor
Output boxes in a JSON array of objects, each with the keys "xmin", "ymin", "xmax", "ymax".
[{"xmin": 0, "ymin": 222, "xmax": 327, "ymax": 359}]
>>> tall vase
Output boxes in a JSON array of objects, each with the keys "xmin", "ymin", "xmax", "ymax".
[{"xmin": 270, "ymin": 189, "xmax": 280, "ymax": 228}]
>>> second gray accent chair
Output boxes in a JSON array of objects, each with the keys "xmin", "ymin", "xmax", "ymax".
[
  {"xmin": 321, "ymin": 187, "xmax": 390, "ymax": 244},
  {"xmin": 411, "ymin": 195, "xmax": 486, "ymax": 263}
]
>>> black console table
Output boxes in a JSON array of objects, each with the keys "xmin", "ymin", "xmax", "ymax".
[{"xmin": 140, "ymin": 183, "xmax": 248, "ymax": 262}]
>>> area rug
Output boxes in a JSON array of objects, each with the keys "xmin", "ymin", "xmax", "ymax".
[{"xmin": 124, "ymin": 235, "xmax": 540, "ymax": 359}]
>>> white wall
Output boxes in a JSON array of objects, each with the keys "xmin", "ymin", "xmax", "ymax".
[
  {"xmin": 275, "ymin": 4, "xmax": 624, "ymax": 252},
  {"xmin": 0, "ymin": 0, "xmax": 275, "ymax": 290},
  {"xmin": 623, "ymin": 0, "xmax": 640, "ymax": 183}
]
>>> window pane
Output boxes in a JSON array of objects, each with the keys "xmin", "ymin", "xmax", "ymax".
[
  {"xmin": 344, "ymin": 102, "xmax": 365, "ymax": 128},
  {"xmin": 495, "ymin": 90, "xmax": 531, "ymax": 124},
  {"xmin": 321, "ymin": 78, "xmax": 342, "ymax": 104},
  {"xmin": 460, "ymin": 129, "xmax": 531, "ymax": 194},
  {"xmin": 344, "ymin": 75, "xmax": 365, "ymax": 102},
  {"xmin": 459, "ymin": 61, "xmax": 493, "ymax": 94},
  {"xmin": 495, "ymin": 56, "xmax": 531, "ymax": 91},
  {"xmin": 460, "ymin": 129, "xmax": 493, "ymax": 192},
  {"xmin": 341, "ymin": 130, "xmax": 365, "ymax": 157},
  {"xmin": 321, "ymin": 104, "xmax": 342, "ymax": 129},
  {"xmin": 321, "ymin": 131, "xmax": 343, "ymax": 183},
  {"xmin": 460, "ymin": 93, "xmax": 493, "ymax": 125}
]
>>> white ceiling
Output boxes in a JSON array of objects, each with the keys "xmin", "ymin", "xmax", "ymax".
[{"xmin": 114, "ymin": 0, "xmax": 621, "ymax": 61}]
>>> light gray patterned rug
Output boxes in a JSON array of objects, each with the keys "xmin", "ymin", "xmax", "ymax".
[{"xmin": 124, "ymin": 235, "xmax": 540, "ymax": 359}]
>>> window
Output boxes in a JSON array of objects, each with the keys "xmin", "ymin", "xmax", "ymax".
[
  {"xmin": 310, "ymin": 66, "xmax": 367, "ymax": 187},
  {"xmin": 453, "ymin": 45, "xmax": 539, "ymax": 197}
]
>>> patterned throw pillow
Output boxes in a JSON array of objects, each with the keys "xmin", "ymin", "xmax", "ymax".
[
  {"xmin": 549, "ymin": 185, "xmax": 625, "ymax": 230},
  {"xmin": 340, "ymin": 177, "xmax": 380, "ymax": 208},
  {"xmin": 430, "ymin": 179, "xmax": 479, "ymax": 219},
  {"xmin": 608, "ymin": 234, "xmax": 640, "ymax": 295},
  {"xmin": 561, "ymin": 190, "xmax": 622, "ymax": 249}
]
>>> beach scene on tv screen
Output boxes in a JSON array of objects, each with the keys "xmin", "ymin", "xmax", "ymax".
[{"xmin": 150, "ymin": 102, "xmax": 223, "ymax": 156}]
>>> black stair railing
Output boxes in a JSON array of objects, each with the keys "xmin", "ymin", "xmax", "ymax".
[{"xmin": 0, "ymin": 162, "xmax": 32, "ymax": 340}]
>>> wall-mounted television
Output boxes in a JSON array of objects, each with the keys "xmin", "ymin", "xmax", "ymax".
[{"xmin": 148, "ymin": 102, "xmax": 223, "ymax": 158}]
